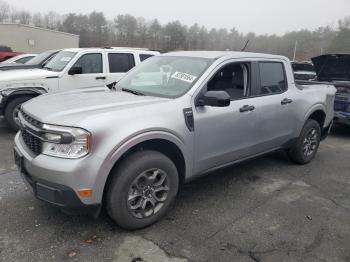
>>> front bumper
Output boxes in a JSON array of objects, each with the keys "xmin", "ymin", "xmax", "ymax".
[
  {"xmin": 14, "ymin": 132, "xmax": 104, "ymax": 216},
  {"xmin": 18, "ymin": 164, "xmax": 100, "ymax": 216}
]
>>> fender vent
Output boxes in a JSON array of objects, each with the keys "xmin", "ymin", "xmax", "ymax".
[{"xmin": 183, "ymin": 108, "xmax": 194, "ymax": 132}]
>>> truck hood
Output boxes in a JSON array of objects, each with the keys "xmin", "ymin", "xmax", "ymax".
[
  {"xmin": 312, "ymin": 54, "xmax": 350, "ymax": 82},
  {"xmin": 0, "ymin": 68, "xmax": 58, "ymax": 82},
  {"xmin": 22, "ymin": 89, "xmax": 170, "ymax": 126},
  {"xmin": 0, "ymin": 63, "xmax": 39, "ymax": 71}
]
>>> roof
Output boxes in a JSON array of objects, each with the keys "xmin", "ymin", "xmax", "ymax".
[
  {"xmin": 62, "ymin": 47, "xmax": 160, "ymax": 54},
  {"xmin": 0, "ymin": 23, "xmax": 79, "ymax": 38},
  {"xmin": 163, "ymin": 51, "xmax": 288, "ymax": 60}
]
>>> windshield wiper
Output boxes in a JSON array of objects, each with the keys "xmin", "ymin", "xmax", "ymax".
[
  {"xmin": 43, "ymin": 66, "xmax": 53, "ymax": 71},
  {"xmin": 121, "ymin": 88, "xmax": 145, "ymax": 96}
]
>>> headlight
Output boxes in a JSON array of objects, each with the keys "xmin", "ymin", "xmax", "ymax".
[{"xmin": 41, "ymin": 124, "xmax": 91, "ymax": 159}]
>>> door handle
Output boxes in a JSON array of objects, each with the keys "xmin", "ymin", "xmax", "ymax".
[
  {"xmin": 239, "ymin": 105, "xmax": 255, "ymax": 113},
  {"xmin": 281, "ymin": 98, "xmax": 293, "ymax": 105},
  {"xmin": 96, "ymin": 76, "xmax": 106, "ymax": 80}
]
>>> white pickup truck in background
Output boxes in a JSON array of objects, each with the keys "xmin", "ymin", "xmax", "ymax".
[{"xmin": 0, "ymin": 47, "xmax": 159, "ymax": 130}]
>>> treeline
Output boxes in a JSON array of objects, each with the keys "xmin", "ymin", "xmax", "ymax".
[{"xmin": 0, "ymin": 0, "xmax": 349, "ymax": 60}]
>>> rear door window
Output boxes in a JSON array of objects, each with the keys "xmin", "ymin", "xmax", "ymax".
[
  {"xmin": 108, "ymin": 53, "xmax": 135, "ymax": 73},
  {"xmin": 258, "ymin": 62, "xmax": 287, "ymax": 95}
]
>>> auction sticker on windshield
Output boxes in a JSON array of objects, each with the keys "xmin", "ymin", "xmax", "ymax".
[
  {"xmin": 171, "ymin": 72, "xmax": 197, "ymax": 83},
  {"xmin": 61, "ymin": 57, "xmax": 72, "ymax": 62}
]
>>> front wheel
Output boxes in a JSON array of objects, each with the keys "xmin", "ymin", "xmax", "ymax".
[
  {"xmin": 106, "ymin": 150, "xmax": 179, "ymax": 230},
  {"xmin": 288, "ymin": 119, "xmax": 321, "ymax": 164},
  {"xmin": 4, "ymin": 96, "xmax": 33, "ymax": 131}
]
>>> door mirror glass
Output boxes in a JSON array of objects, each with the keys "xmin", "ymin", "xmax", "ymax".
[
  {"xmin": 197, "ymin": 91, "xmax": 231, "ymax": 107},
  {"xmin": 68, "ymin": 66, "xmax": 83, "ymax": 75}
]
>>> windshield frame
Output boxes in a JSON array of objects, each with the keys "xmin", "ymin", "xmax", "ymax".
[{"xmin": 117, "ymin": 56, "xmax": 214, "ymax": 99}]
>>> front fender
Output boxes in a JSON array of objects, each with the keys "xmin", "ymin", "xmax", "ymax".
[
  {"xmin": 93, "ymin": 130, "xmax": 192, "ymax": 203},
  {"xmin": 0, "ymin": 87, "xmax": 47, "ymax": 112},
  {"xmin": 1, "ymin": 87, "xmax": 47, "ymax": 97}
]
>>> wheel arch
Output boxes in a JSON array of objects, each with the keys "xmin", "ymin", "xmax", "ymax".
[
  {"xmin": 308, "ymin": 110, "xmax": 326, "ymax": 129},
  {"xmin": 304, "ymin": 104, "xmax": 327, "ymax": 129},
  {"xmin": 2, "ymin": 87, "xmax": 47, "ymax": 108},
  {"xmin": 99, "ymin": 132, "xmax": 189, "ymax": 203},
  {"xmin": 304, "ymin": 104, "xmax": 326, "ymax": 129}
]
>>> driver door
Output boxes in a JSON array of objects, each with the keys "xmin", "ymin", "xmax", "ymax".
[{"xmin": 193, "ymin": 61, "xmax": 262, "ymax": 175}]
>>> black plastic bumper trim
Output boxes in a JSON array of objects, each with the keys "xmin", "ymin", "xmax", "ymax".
[{"xmin": 20, "ymin": 169, "xmax": 101, "ymax": 217}]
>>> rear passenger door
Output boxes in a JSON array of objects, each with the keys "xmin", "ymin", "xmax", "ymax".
[
  {"xmin": 106, "ymin": 52, "xmax": 135, "ymax": 84},
  {"xmin": 251, "ymin": 61, "xmax": 297, "ymax": 150}
]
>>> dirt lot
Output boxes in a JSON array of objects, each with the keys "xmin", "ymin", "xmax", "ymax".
[{"xmin": 0, "ymin": 117, "xmax": 350, "ymax": 262}]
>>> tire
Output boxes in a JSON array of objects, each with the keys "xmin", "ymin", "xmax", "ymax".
[
  {"xmin": 288, "ymin": 119, "xmax": 321, "ymax": 164},
  {"xmin": 106, "ymin": 150, "xmax": 179, "ymax": 230},
  {"xmin": 4, "ymin": 96, "xmax": 33, "ymax": 131}
]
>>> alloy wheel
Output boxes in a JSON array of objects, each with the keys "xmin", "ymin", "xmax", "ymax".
[
  {"xmin": 127, "ymin": 168, "xmax": 170, "ymax": 219},
  {"xmin": 302, "ymin": 128, "xmax": 318, "ymax": 157}
]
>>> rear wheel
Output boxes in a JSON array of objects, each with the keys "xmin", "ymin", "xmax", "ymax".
[
  {"xmin": 288, "ymin": 119, "xmax": 321, "ymax": 164},
  {"xmin": 4, "ymin": 96, "xmax": 33, "ymax": 131},
  {"xmin": 106, "ymin": 150, "xmax": 179, "ymax": 230}
]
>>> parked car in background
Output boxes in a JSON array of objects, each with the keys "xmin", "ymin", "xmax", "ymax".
[
  {"xmin": 14, "ymin": 51, "xmax": 336, "ymax": 229},
  {"xmin": 0, "ymin": 54, "xmax": 37, "ymax": 64},
  {"xmin": 312, "ymin": 54, "xmax": 350, "ymax": 126},
  {"xmin": 0, "ymin": 51, "xmax": 22, "ymax": 62},
  {"xmin": 291, "ymin": 61, "xmax": 316, "ymax": 80},
  {"xmin": 0, "ymin": 47, "xmax": 159, "ymax": 130},
  {"xmin": 0, "ymin": 49, "xmax": 60, "ymax": 71}
]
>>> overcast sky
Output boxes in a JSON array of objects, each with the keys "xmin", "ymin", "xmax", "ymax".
[{"xmin": 8, "ymin": 0, "xmax": 350, "ymax": 35}]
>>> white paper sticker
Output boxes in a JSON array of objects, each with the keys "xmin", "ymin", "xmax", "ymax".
[
  {"xmin": 171, "ymin": 72, "xmax": 197, "ymax": 83},
  {"xmin": 61, "ymin": 57, "xmax": 72, "ymax": 62}
]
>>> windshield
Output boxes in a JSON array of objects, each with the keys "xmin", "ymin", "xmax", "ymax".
[
  {"xmin": 117, "ymin": 56, "xmax": 213, "ymax": 98},
  {"xmin": 26, "ymin": 50, "xmax": 56, "ymax": 65},
  {"xmin": 43, "ymin": 51, "xmax": 77, "ymax": 72},
  {"xmin": 292, "ymin": 63, "xmax": 315, "ymax": 72}
]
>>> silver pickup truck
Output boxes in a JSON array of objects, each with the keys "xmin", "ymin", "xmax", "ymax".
[{"xmin": 14, "ymin": 51, "xmax": 336, "ymax": 229}]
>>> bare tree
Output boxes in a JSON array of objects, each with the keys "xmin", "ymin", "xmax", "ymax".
[
  {"xmin": 0, "ymin": 0, "xmax": 9, "ymax": 22},
  {"xmin": 0, "ymin": 0, "xmax": 349, "ymax": 57}
]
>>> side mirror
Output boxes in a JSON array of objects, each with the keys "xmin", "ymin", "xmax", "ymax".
[
  {"xmin": 197, "ymin": 91, "xmax": 231, "ymax": 107},
  {"xmin": 68, "ymin": 66, "xmax": 82, "ymax": 75}
]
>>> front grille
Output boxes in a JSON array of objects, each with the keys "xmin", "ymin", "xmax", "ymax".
[
  {"xmin": 21, "ymin": 129, "xmax": 42, "ymax": 156},
  {"xmin": 20, "ymin": 109, "xmax": 42, "ymax": 128}
]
